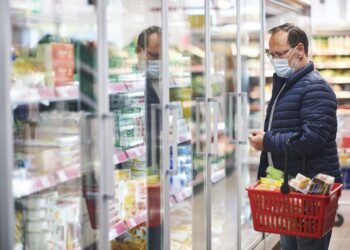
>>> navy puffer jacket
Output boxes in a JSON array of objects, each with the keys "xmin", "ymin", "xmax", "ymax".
[{"xmin": 258, "ymin": 62, "xmax": 342, "ymax": 183}]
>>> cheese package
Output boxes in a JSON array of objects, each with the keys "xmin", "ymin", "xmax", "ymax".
[
  {"xmin": 289, "ymin": 173, "xmax": 311, "ymax": 194},
  {"xmin": 308, "ymin": 173, "xmax": 335, "ymax": 195},
  {"xmin": 37, "ymin": 43, "xmax": 74, "ymax": 86}
]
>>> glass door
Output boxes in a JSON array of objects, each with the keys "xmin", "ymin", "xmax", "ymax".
[
  {"xmin": 239, "ymin": 0, "xmax": 265, "ymax": 248},
  {"xmin": 166, "ymin": 1, "xmax": 206, "ymax": 249},
  {"xmin": 106, "ymin": 1, "xmax": 164, "ymax": 249},
  {"xmin": 206, "ymin": 0, "xmax": 265, "ymax": 249},
  {"xmin": 207, "ymin": 0, "xmax": 239, "ymax": 249},
  {"xmin": 5, "ymin": 0, "xmax": 111, "ymax": 249}
]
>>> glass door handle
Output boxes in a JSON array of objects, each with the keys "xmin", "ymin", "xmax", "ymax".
[
  {"xmin": 195, "ymin": 97, "xmax": 206, "ymax": 155},
  {"xmin": 208, "ymin": 97, "xmax": 218, "ymax": 158},
  {"xmin": 101, "ymin": 113, "xmax": 115, "ymax": 200},
  {"xmin": 166, "ymin": 103, "xmax": 181, "ymax": 176},
  {"xmin": 150, "ymin": 103, "xmax": 161, "ymax": 169},
  {"xmin": 228, "ymin": 92, "xmax": 248, "ymax": 145},
  {"xmin": 240, "ymin": 92, "xmax": 248, "ymax": 145},
  {"xmin": 228, "ymin": 92, "xmax": 237, "ymax": 144}
]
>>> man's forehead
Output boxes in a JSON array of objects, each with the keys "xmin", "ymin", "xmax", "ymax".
[{"xmin": 269, "ymin": 31, "xmax": 289, "ymax": 47}]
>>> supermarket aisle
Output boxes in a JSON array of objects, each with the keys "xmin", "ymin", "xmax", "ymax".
[
  {"xmin": 329, "ymin": 190, "xmax": 350, "ymax": 250},
  {"xmin": 190, "ymin": 169, "xmax": 262, "ymax": 250}
]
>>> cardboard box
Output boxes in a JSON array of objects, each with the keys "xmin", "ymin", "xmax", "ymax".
[{"xmin": 37, "ymin": 43, "xmax": 75, "ymax": 86}]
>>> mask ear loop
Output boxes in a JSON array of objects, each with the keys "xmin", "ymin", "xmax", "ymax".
[{"xmin": 288, "ymin": 46, "xmax": 299, "ymax": 70}]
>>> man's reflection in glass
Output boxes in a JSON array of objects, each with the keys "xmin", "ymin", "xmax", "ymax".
[
  {"xmin": 136, "ymin": 26, "xmax": 161, "ymax": 169},
  {"xmin": 136, "ymin": 26, "xmax": 162, "ymax": 250}
]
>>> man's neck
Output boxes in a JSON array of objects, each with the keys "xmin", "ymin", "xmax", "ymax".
[{"xmin": 298, "ymin": 57, "xmax": 309, "ymax": 69}]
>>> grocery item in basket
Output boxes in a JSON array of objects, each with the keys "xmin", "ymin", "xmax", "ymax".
[
  {"xmin": 308, "ymin": 173, "xmax": 335, "ymax": 195},
  {"xmin": 289, "ymin": 173, "xmax": 311, "ymax": 194},
  {"xmin": 260, "ymin": 177, "xmax": 283, "ymax": 187},
  {"xmin": 266, "ymin": 165, "xmax": 284, "ymax": 182},
  {"xmin": 255, "ymin": 182, "xmax": 280, "ymax": 191}
]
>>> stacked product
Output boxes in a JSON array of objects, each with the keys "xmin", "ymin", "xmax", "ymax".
[
  {"xmin": 19, "ymin": 191, "xmax": 81, "ymax": 250},
  {"xmin": 170, "ymin": 144, "xmax": 192, "ymax": 195},
  {"xmin": 12, "ymin": 34, "xmax": 75, "ymax": 89},
  {"xmin": 111, "ymin": 225, "xmax": 147, "ymax": 250},
  {"xmin": 114, "ymin": 169, "xmax": 147, "ymax": 219},
  {"xmin": 110, "ymin": 95, "xmax": 145, "ymax": 152},
  {"xmin": 13, "ymin": 111, "xmax": 80, "ymax": 179}
]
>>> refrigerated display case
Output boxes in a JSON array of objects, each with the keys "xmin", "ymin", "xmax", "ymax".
[
  {"xmin": 2, "ymin": 0, "xmax": 114, "ymax": 249},
  {"xmin": 0, "ymin": 0, "xmax": 312, "ymax": 250}
]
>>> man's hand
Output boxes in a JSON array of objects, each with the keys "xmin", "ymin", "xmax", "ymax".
[{"xmin": 248, "ymin": 130, "xmax": 264, "ymax": 151}]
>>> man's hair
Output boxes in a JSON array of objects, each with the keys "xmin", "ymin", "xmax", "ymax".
[
  {"xmin": 269, "ymin": 23, "xmax": 309, "ymax": 56},
  {"xmin": 136, "ymin": 25, "xmax": 161, "ymax": 50}
]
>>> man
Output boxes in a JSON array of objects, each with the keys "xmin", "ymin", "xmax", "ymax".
[{"xmin": 249, "ymin": 23, "xmax": 342, "ymax": 250}]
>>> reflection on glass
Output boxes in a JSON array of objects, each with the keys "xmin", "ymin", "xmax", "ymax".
[{"xmin": 107, "ymin": 1, "xmax": 163, "ymax": 250}]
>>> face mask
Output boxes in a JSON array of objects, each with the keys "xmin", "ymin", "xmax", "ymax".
[
  {"xmin": 272, "ymin": 58, "xmax": 295, "ymax": 78},
  {"xmin": 146, "ymin": 60, "xmax": 160, "ymax": 79}
]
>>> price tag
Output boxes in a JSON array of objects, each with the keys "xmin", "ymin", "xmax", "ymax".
[
  {"xmin": 109, "ymin": 228, "xmax": 117, "ymax": 240},
  {"xmin": 109, "ymin": 83, "xmax": 126, "ymax": 94},
  {"xmin": 115, "ymin": 222, "xmax": 127, "ymax": 235},
  {"xmin": 38, "ymin": 88, "xmax": 55, "ymax": 99},
  {"xmin": 117, "ymin": 152, "xmax": 127, "ymax": 163},
  {"xmin": 56, "ymin": 85, "xmax": 78, "ymax": 99},
  {"xmin": 127, "ymin": 219, "xmax": 136, "ymax": 228},
  {"xmin": 57, "ymin": 170, "xmax": 67, "ymax": 182},
  {"xmin": 113, "ymin": 155, "xmax": 118, "ymax": 164},
  {"xmin": 41, "ymin": 176, "xmax": 51, "ymax": 188},
  {"xmin": 126, "ymin": 149, "xmax": 136, "ymax": 159}
]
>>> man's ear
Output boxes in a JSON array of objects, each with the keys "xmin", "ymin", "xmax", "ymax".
[{"xmin": 296, "ymin": 43, "xmax": 305, "ymax": 58}]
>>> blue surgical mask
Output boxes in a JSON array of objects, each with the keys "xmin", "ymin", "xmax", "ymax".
[
  {"xmin": 146, "ymin": 60, "xmax": 160, "ymax": 79},
  {"xmin": 272, "ymin": 58, "xmax": 295, "ymax": 78}
]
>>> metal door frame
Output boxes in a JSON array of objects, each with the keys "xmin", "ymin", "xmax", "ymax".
[{"xmin": 0, "ymin": 0, "xmax": 14, "ymax": 248}]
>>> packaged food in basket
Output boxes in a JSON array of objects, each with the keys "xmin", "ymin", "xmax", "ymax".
[
  {"xmin": 289, "ymin": 173, "xmax": 311, "ymax": 194},
  {"xmin": 258, "ymin": 178, "xmax": 282, "ymax": 190},
  {"xmin": 308, "ymin": 173, "xmax": 335, "ymax": 195},
  {"xmin": 255, "ymin": 166, "xmax": 284, "ymax": 191},
  {"xmin": 266, "ymin": 165, "xmax": 284, "ymax": 182},
  {"xmin": 255, "ymin": 182, "xmax": 280, "ymax": 191}
]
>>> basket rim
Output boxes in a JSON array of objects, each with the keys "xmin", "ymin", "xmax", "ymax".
[{"xmin": 246, "ymin": 182, "xmax": 342, "ymax": 199}]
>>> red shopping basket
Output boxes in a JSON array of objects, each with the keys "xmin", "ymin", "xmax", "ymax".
[
  {"xmin": 246, "ymin": 182, "xmax": 342, "ymax": 238},
  {"xmin": 246, "ymin": 134, "xmax": 343, "ymax": 238}
]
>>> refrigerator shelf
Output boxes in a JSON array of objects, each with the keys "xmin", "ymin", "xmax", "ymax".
[
  {"xmin": 177, "ymin": 133, "xmax": 191, "ymax": 144},
  {"xmin": 211, "ymin": 169, "xmax": 226, "ymax": 183},
  {"xmin": 113, "ymin": 134, "xmax": 190, "ymax": 165},
  {"xmin": 190, "ymin": 169, "xmax": 226, "ymax": 187},
  {"xmin": 109, "ymin": 221, "xmax": 128, "ymax": 240},
  {"xmin": 109, "ymin": 211, "xmax": 146, "ymax": 240},
  {"xmin": 10, "ymin": 84, "xmax": 79, "ymax": 105},
  {"xmin": 171, "ymin": 186, "xmax": 192, "ymax": 204},
  {"xmin": 315, "ymin": 61, "xmax": 350, "ymax": 69},
  {"xmin": 12, "ymin": 163, "xmax": 80, "ymax": 198},
  {"xmin": 114, "ymin": 145, "xmax": 145, "ymax": 164},
  {"xmin": 109, "ymin": 80, "xmax": 145, "ymax": 95}
]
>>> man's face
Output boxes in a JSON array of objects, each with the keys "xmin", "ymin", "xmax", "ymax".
[{"xmin": 145, "ymin": 32, "xmax": 161, "ymax": 61}]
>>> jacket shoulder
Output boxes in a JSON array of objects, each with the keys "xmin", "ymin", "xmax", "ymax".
[{"xmin": 301, "ymin": 70, "xmax": 335, "ymax": 95}]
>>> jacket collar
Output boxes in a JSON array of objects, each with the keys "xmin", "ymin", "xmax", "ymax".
[{"xmin": 273, "ymin": 61, "xmax": 314, "ymax": 90}]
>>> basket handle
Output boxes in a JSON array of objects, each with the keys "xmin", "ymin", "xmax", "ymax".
[{"xmin": 281, "ymin": 133, "xmax": 302, "ymax": 194}]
